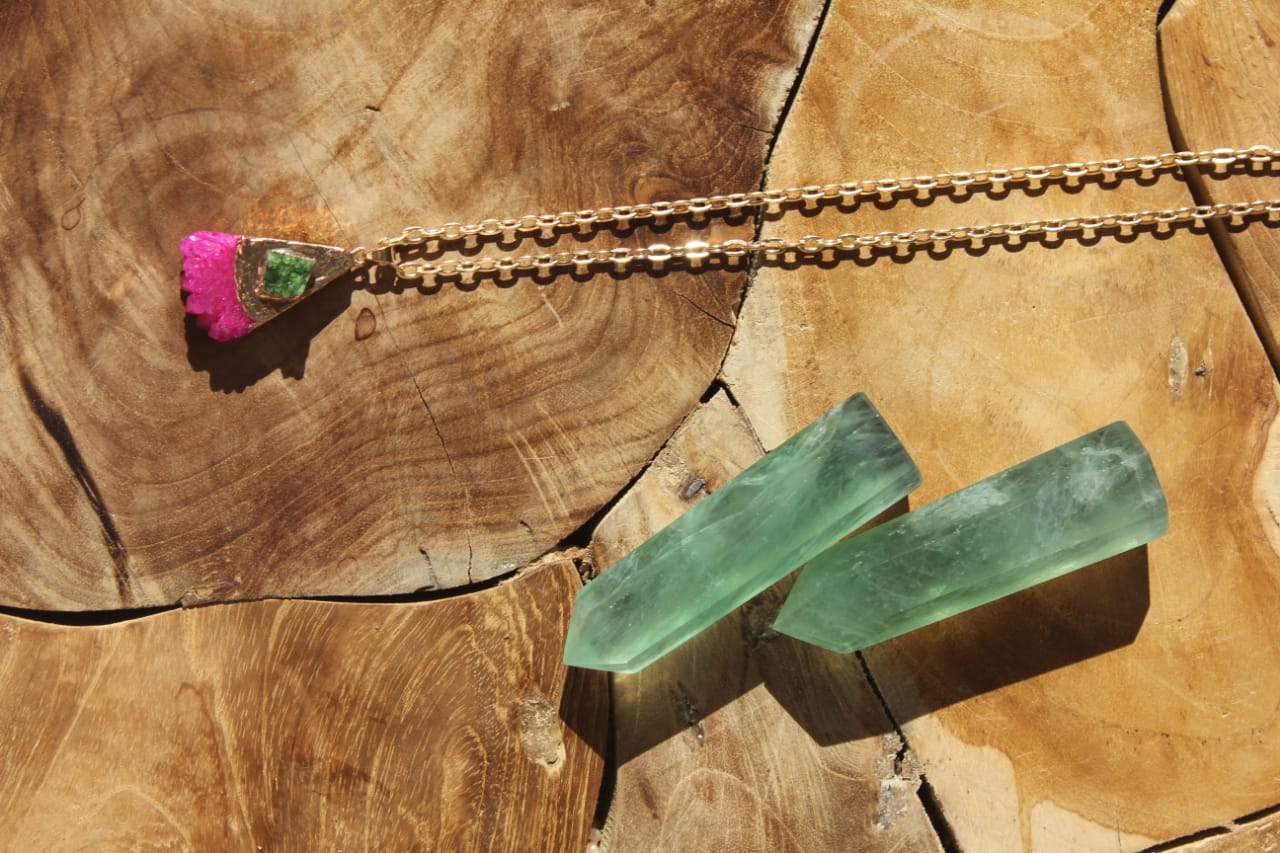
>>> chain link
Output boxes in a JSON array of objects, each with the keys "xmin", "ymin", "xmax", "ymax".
[
  {"xmin": 349, "ymin": 146, "xmax": 1280, "ymax": 283},
  {"xmin": 373, "ymin": 199, "xmax": 1280, "ymax": 281}
]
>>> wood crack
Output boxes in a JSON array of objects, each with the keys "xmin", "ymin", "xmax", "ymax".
[
  {"xmin": 403, "ymin": 354, "xmax": 476, "ymax": 583},
  {"xmin": 856, "ymin": 651, "xmax": 959, "ymax": 853},
  {"xmin": 372, "ymin": 297, "xmax": 476, "ymax": 583},
  {"xmin": 717, "ymin": 0, "xmax": 836, "ymax": 390},
  {"xmin": 675, "ymin": 291, "xmax": 733, "ymax": 328},
  {"xmin": 756, "ymin": 0, "xmax": 835, "ymax": 194},
  {"xmin": 18, "ymin": 369, "xmax": 133, "ymax": 606},
  {"xmin": 1158, "ymin": 24, "xmax": 1280, "ymax": 378},
  {"xmin": 1135, "ymin": 801, "xmax": 1280, "ymax": 852},
  {"xmin": 1137, "ymin": 825, "xmax": 1232, "ymax": 852}
]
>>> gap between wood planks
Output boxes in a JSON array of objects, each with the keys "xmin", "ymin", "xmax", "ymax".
[
  {"xmin": 1157, "ymin": 1, "xmax": 1280, "ymax": 379},
  {"xmin": 1137, "ymin": 802, "xmax": 1280, "ymax": 852},
  {"xmin": 587, "ymin": 0, "xmax": 962, "ymax": 848},
  {"xmin": 584, "ymin": 0, "xmax": 958, "ymax": 846},
  {"xmin": 1152, "ymin": 5, "xmax": 1280, "ymax": 846}
]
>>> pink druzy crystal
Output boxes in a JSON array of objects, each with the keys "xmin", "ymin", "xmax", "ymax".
[{"xmin": 180, "ymin": 231, "xmax": 255, "ymax": 341}]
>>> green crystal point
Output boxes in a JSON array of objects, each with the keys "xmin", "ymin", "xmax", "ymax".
[
  {"xmin": 262, "ymin": 250, "xmax": 315, "ymax": 299},
  {"xmin": 773, "ymin": 422, "xmax": 1169, "ymax": 653},
  {"xmin": 563, "ymin": 393, "xmax": 922, "ymax": 673}
]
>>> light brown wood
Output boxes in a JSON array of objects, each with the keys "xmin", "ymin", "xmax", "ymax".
[
  {"xmin": 1162, "ymin": 0, "xmax": 1280, "ymax": 371},
  {"xmin": 0, "ymin": 0, "xmax": 824, "ymax": 609},
  {"xmin": 723, "ymin": 0, "xmax": 1280, "ymax": 849},
  {"xmin": 593, "ymin": 393, "xmax": 943, "ymax": 853},
  {"xmin": 0, "ymin": 559, "xmax": 606, "ymax": 850},
  {"xmin": 9, "ymin": 1, "xmax": 1280, "ymax": 848}
]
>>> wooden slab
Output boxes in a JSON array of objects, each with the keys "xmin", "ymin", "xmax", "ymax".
[
  {"xmin": 592, "ymin": 393, "xmax": 942, "ymax": 853},
  {"xmin": 0, "ymin": 559, "xmax": 606, "ymax": 850},
  {"xmin": 1162, "ymin": 0, "xmax": 1280, "ymax": 370},
  {"xmin": 722, "ymin": 0, "xmax": 1280, "ymax": 849},
  {"xmin": 0, "ymin": 0, "xmax": 823, "ymax": 609}
]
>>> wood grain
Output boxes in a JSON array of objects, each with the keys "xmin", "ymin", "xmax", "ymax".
[
  {"xmin": 0, "ymin": 559, "xmax": 606, "ymax": 851},
  {"xmin": 0, "ymin": 0, "xmax": 824, "ymax": 609},
  {"xmin": 723, "ymin": 0, "xmax": 1280, "ymax": 849},
  {"xmin": 593, "ymin": 393, "xmax": 942, "ymax": 853},
  {"xmin": 1162, "ymin": 0, "xmax": 1280, "ymax": 371}
]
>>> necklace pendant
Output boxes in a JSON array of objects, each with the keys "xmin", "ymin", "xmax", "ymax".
[{"xmin": 181, "ymin": 231, "xmax": 355, "ymax": 341}]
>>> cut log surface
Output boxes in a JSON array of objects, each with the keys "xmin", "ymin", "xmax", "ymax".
[
  {"xmin": 593, "ymin": 393, "xmax": 942, "ymax": 853},
  {"xmin": 722, "ymin": 0, "xmax": 1280, "ymax": 849},
  {"xmin": 7, "ymin": 0, "xmax": 1280, "ymax": 850},
  {"xmin": 0, "ymin": 0, "xmax": 823, "ymax": 609},
  {"xmin": 1162, "ymin": 0, "xmax": 1280, "ymax": 369},
  {"xmin": 0, "ymin": 559, "xmax": 605, "ymax": 851}
]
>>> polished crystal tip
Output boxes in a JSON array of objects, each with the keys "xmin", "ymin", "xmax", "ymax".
[
  {"xmin": 773, "ymin": 422, "xmax": 1169, "ymax": 653},
  {"xmin": 563, "ymin": 393, "xmax": 922, "ymax": 673}
]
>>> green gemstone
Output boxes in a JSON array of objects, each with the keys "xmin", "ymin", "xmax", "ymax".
[
  {"xmin": 773, "ymin": 422, "xmax": 1169, "ymax": 653},
  {"xmin": 262, "ymin": 250, "xmax": 315, "ymax": 299},
  {"xmin": 562, "ymin": 393, "xmax": 922, "ymax": 673}
]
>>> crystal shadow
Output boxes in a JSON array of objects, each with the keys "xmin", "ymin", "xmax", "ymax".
[
  {"xmin": 604, "ymin": 507, "xmax": 1150, "ymax": 758},
  {"xmin": 769, "ymin": 541, "xmax": 1151, "ymax": 746}
]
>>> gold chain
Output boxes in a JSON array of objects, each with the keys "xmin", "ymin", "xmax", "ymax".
[{"xmin": 351, "ymin": 146, "xmax": 1280, "ymax": 283}]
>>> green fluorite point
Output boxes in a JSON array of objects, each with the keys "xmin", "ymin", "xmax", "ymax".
[
  {"xmin": 562, "ymin": 393, "xmax": 922, "ymax": 673},
  {"xmin": 773, "ymin": 422, "xmax": 1169, "ymax": 653},
  {"xmin": 262, "ymin": 250, "xmax": 315, "ymax": 299}
]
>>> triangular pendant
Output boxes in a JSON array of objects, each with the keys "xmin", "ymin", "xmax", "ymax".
[{"xmin": 181, "ymin": 231, "xmax": 356, "ymax": 341}]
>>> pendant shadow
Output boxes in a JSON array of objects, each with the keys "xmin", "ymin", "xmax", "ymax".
[{"xmin": 183, "ymin": 272, "xmax": 360, "ymax": 392}]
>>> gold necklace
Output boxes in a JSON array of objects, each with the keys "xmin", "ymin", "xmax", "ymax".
[{"xmin": 180, "ymin": 145, "xmax": 1280, "ymax": 342}]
